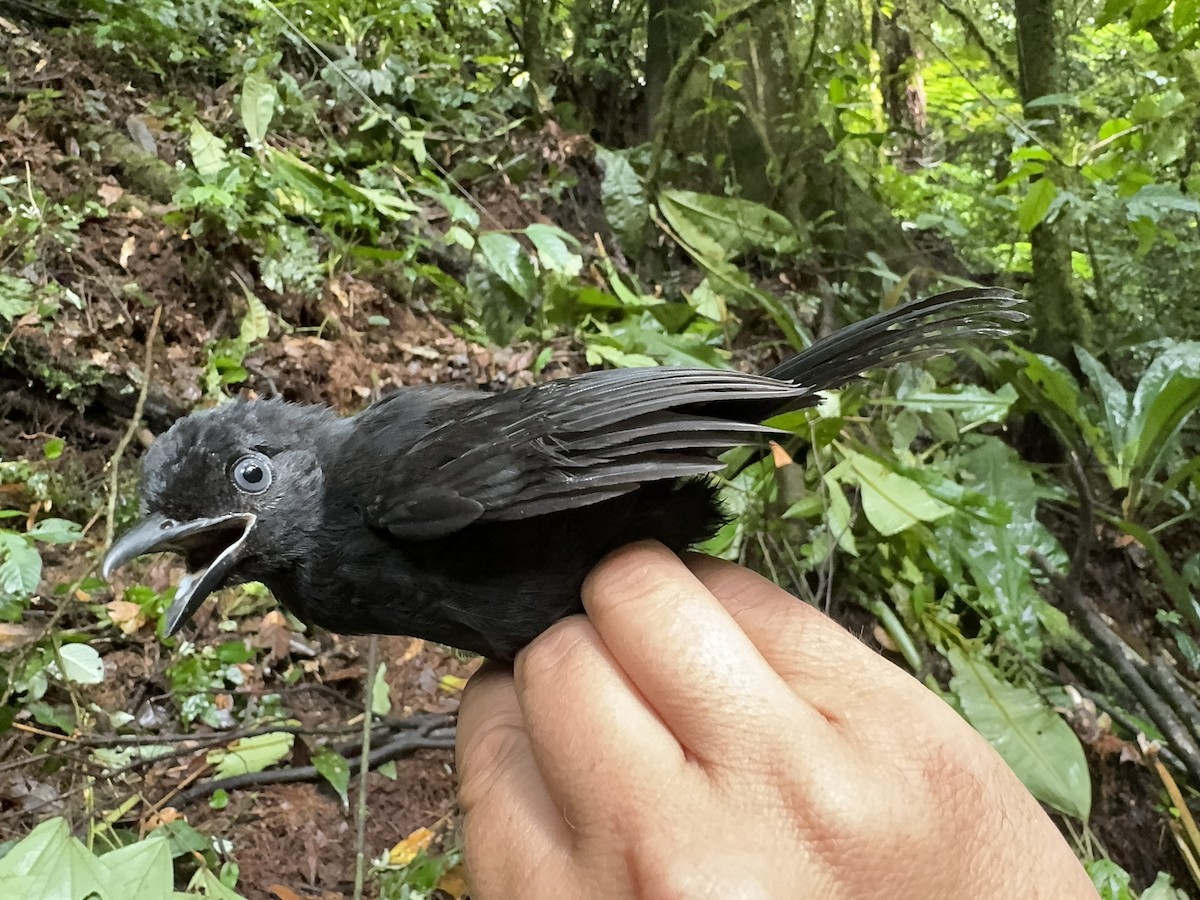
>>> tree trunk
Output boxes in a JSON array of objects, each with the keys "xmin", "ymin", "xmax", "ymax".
[{"xmin": 1014, "ymin": 0, "xmax": 1090, "ymax": 359}]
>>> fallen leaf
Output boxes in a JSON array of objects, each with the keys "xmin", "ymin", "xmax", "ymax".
[
  {"xmin": 97, "ymin": 183, "xmax": 125, "ymax": 206},
  {"xmin": 256, "ymin": 610, "xmax": 293, "ymax": 661},
  {"xmin": 105, "ymin": 600, "xmax": 147, "ymax": 635},
  {"xmin": 388, "ymin": 826, "xmax": 435, "ymax": 866},
  {"xmin": 439, "ymin": 674, "xmax": 466, "ymax": 693},
  {"xmin": 268, "ymin": 886, "xmax": 303, "ymax": 900},
  {"xmin": 119, "ymin": 236, "xmax": 137, "ymax": 269},
  {"xmin": 437, "ymin": 865, "xmax": 469, "ymax": 898},
  {"xmin": 0, "ymin": 623, "xmax": 42, "ymax": 651},
  {"xmin": 398, "ymin": 637, "xmax": 425, "ymax": 664}
]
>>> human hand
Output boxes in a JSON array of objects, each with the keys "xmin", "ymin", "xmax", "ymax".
[{"xmin": 456, "ymin": 541, "xmax": 1097, "ymax": 899}]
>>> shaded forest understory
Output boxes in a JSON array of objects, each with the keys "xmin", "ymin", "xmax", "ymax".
[{"xmin": 2, "ymin": 3, "xmax": 1200, "ymax": 898}]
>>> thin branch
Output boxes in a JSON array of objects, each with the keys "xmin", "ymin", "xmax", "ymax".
[
  {"xmin": 104, "ymin": 304, "xmax": 162, "ymax": 549},
  {"xmin": 170, "ymin": 717, "xmax": 456, "ymax": 808},
  {"xmin": 354, "ymin": 635, "xmax": 379, "ymax": 900}
]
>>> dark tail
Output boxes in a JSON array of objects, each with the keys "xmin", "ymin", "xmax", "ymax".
[{"xmin": 765, "ymin": 287, "xmax": 1026, "ymax": 389}]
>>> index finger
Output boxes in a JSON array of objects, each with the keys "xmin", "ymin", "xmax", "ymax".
[{"xmin": 581, "ymin": 541, "xmax": 832, "ymax": 767}]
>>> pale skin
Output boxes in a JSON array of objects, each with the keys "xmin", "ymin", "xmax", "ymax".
[{"xmin": 456, "ymin": 541, "xmax": 1099, "ymax": 899}]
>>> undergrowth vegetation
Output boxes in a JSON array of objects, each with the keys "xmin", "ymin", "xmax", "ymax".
[{"xmin": 2, "ymin": 0, "xmax": 1200, "ymax": 897}]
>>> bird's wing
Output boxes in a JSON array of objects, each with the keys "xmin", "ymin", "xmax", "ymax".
[{"xmin": 364, "ymin": 367, "xmax": 808, "ymax": 539}]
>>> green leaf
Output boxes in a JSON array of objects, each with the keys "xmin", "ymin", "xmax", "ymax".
[
  {"xmin": 206, "ymin": 731, "xmax": 294, "ymax": 779},
  {"xmin": 238, "ymin": 291, "xmax": 270, "ymax": 344},
  {"xmin": 1175, "ymin": 0, "xmax": 1199, "ymax": 31},
  {"xmin": 477, "ymin": 232, "xmax": 538, "ymax": 300},
  {"xmin": 1141, "ymin": 871, "xmax": 1188, "ymax": 899},
  {"xmin": 1129, "ymin": 0, "xmax": 1171, "ymax": 29},
  {"xmin": 1075, "ymin": 347, "xmax": 1131, "ymax": 474},
  {"xmin": 893, "ymin": 383, "xmax": 1018, "ymax": 426},
  {"xmin": 240, "ymin": 68, "xmax": 278, "ymax": 146},
  {"xmin": 371, "ymin": 661, "xmax": 392, "ymax": 716},
  {"xmin": 525, "ymin": 224, "xmax": 583, "ymax": 276},
  {"xmin": 188, "ymin": 120, "xmax": 229, "ymax": 182},
  {"xmin": 102, "ymin": 835, "xmax": 173, "ymax": 897},
  {"xmin": 27, "ymin": 517, "xmax": 83, "ymax": 544},
  {"xmin": 1086, "ymin": 859, "xmax": 1135, "ymax": 900},
  {"xmin": 0, "ymin": 817, "xmax": 125, "ymax": 899},
  {"xmin": 58, "ymin": 643, "xmax": 105, "ymax": 685},
  {"xmin": 42, "ymin": 437, "xmax": 64, "ymax": 460},
  {"xmin": 1123, "ymin": 342, "xmax": 1200, "ymax": 510},
  {"xmin": 596, "ymin": 146, "xmax": 648, "ymax": 250},
  {"xmin": 1097, "ymin": 0, "xmax": 1134, "ymax": 25},
  {"xmin": 833, "ymin": 449, "xmax": 951, "ymax": 536},
  {"xmin": 312, "ymin": 747, "xmax": 351, "ymax": 808},
  {"xmin": 657, "ymin": 189, "xmax": 802, "ymax": 262},
  {"xmin": 0, "ymin": 534, "xmax": 41, "ymax": 597},
  {"xmin": 948, "ymin": 648, "xmax": 1091, "ymax": 820},
  {"xmin": 1018, "ymin": 177, "xmax": 1057, "ymax": 232}
]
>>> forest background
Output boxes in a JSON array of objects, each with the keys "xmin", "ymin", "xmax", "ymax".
[{"xmin": 1, "ymin": 0, "xmax": 1200, "ymax": 897}]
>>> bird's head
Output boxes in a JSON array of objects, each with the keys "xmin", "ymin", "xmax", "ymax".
[{"xmin": 103, "ymin": 399, "xmax": 343, "ymax": 636}]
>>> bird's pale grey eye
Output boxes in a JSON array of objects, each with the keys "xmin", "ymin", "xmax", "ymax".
[{"xmin": 231, "ymin": 454, "xmax": 273, "ymax": 494}]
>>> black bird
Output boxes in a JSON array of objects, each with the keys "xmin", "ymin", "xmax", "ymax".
[{"xmin": 103, "ymin": 287, "xmax": 1024, "ymax": 659}]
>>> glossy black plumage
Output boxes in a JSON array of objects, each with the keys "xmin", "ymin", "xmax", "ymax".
[{"xmin": 104, "ymin": 287, "xmax": 1024, "ymax": 659}]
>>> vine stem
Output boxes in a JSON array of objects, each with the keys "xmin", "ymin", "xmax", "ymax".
[{"xmin": 353, "ymin": 634, "xmax": 380, "ymax": 900}]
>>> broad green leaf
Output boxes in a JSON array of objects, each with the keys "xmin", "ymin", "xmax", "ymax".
[
  {"xmin": 657, "ymin": 189, "xmax": 801, "ymax": 262},
  {"xmin": 525, "ymin": 224, "xmax": 582, "ymax": 276},
  {"xmin": 822, "ymin": 475, "xmax": 858, "ymax": 556},
  {"xmin": 1075, "ymin": 347, "xmax": 1130, "ymax": 473},
  {"xmin": 312, "ymin": 747, "xmax": 351, "ymax": 808},
  {"xmin": 1018, "ymin": 177, "xmax": 1057, "ymax": 232},
  {"xmin": 188, "ymin": 121, "xmax": 228, "ymax": 182},
  {"xmin": 58, "ymin": 643, "xmax": 105, "ymax": 685},
  {"xmin": 0, "ymin": 534, "xmax": 42, "ymax": 596},
  {"xmin": 102, "ymin": 835, "xmax": 173, "ymax": 897},
  {"xmin": 1125, "ymin": 343, "xmax": 1200, "ymax": 499},
  {"xmin": 27, "ymin": 517, "xmax": 83, "ymax": 544},
  {"xmin": 1097, "ymin": 0, "xmax": 1134, "ymax": 24},
  {"xmin": 893, "ymin": 383, "xmax": 1018, "ymax": 427},
  {"xmin": 1141, "ymin": 871, "xmax": 1189, "ymax": 899},
  {"xmin": 1086, "ymin": 859, "xmax": 1135, "ymax": 899},
  {"xmin": 686, "ymin": 278, "xmax": 726, "ymax": 322},
  {"xmin": 477, "ymin": 232, "xmax": 537, "ymax": 300},
  {"xmin": 948, "ymin": 648, "xmax": 1091, "ymax": 820},
  {"xmin": 0, "ymin": 817, "xmax": 124, "ymax": 899},
  {"xmin": 238, "ymin": 291, "xmax": 270, "ymax": 344},
  {"xmin": 240, "ymin": 69, "xmax": 278, "ymax": 145},
  {"xmin": 371, "ymin": 661, "xmax": 392, "ymax": 716},
  {"xmin": 188, "ymin": 868, "xmax": 250, "ymax": 899},
  {"xmin": 1175, "ymin": 0, "xmax": 1199, "ymax": 30},
  {"xmin": 1129, "ymin": 0, "xmax": 1171, "ymax": 29},
  {"xmin": 834, "ymin": 449, "xmax": 951, "ymax": 535},
  {"xmin": 207, "ymin": 731, "xmax": 294, "ymax": 779},
  {"xmin": 595, "ymin": 146, "xmax": 647, "ymax": 250}
]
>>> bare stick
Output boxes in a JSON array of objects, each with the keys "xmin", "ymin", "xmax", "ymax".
[
  {"xmin": 104, "ymin": 305, "xmax": 162, "ymax": 549},
  {"xmin": 354, "ymin": 634, "xmax": 380, "ymax": 900}
]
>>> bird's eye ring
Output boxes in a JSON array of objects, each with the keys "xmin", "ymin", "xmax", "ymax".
[{"xmin": 231, "ymin": 454, "xmax": 273, "ymax": 494}]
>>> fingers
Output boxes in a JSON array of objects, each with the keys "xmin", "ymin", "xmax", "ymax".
[
  {"xmin": 581, "ymin": 541, "xmax": 831, "ymax": 766},
  {"xmin": 456, "ymin": 662, "xmax": 571, "ymax": 895},
  {"xmin": 513, "ymin": 614, "xmax": 685, "ymax": 822}
]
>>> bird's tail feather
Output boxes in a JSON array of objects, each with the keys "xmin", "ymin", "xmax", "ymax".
[{"xmin": 765, "ymin": 287, "xmax": 1026, "ymax": 390}]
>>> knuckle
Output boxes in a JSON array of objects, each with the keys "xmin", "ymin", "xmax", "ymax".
[
  {"xmin": 515, "ymin": 615, "xmax": 597, "ymax": 685},
  {"xmin": 456, "ymin": 718, "xmax": 528, "ymax": 813},
  {"xmin": 583, "ymin": 542, "xmax": 679, "ymax": 611}
]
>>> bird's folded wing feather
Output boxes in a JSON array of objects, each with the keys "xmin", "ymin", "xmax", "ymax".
[{"xmin": 365, "ymin": 368, "xmax": 811, "ymax": 540}]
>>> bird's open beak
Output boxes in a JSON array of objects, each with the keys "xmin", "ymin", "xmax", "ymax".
[{"xmin": 102, "ymin": 512, "xmax": 257, "ymax": 636}]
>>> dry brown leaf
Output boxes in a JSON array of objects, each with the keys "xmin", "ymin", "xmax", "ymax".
[
  {"xmin": 769, "ymin": 440, "xmax": 794, "ymax": 468},
  {"xmin": 257, "ymin": 610, "xmax": 293, "ymax": 661},
  {"xmin": 398, "ymin": 637, "xmax": 425, "ymax": 664},
  {"xmin": 388, "ymin": 826, "xmax": 435, "ymax": 866},
  {"xmin": 267, "ymin": 886, "xmax": 303, "ymax": 900},
  {"xmin": 437, "ymin": 865, "xmax": 469, "ymax": 898},
  {"xmin": 105, "ymin": 599, "xmax": 147, "ymax": 635},
  {"xmin": 0, "ymin": 623, "xmax": 42, "ymax": 651},
  {"xmin": 119, "ymin": 236, "xmax": 137, "ymax": 269},
  {"xmin": 97, "ymin": 183, "xmax": 125, "ymax": 206}
]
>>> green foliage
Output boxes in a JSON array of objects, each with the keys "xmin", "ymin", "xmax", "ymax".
[
  {"xmin": 1017, "ymin": 343, "xmax": 1200, "ymax": 519},
  {"xmin": 0, "ymin": 816, "xmax": 248, "ymax": 899}
]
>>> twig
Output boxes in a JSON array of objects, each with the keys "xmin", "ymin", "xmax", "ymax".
[
  {"xmin": 104, "ymin": 304, "xmax": 162, "ymax": 549},
  {"xmin": 169, "ymin": 715, "xmax": 456, "ymax": 808},
  {"xmin": 354, "ymin": 634, "xmax": 379, "ymax": 900}
]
